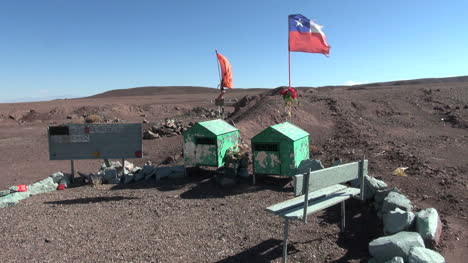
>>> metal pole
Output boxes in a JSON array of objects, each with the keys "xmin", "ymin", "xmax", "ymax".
[
  {"xmin": 303, "ymin": 169, "xmax": 311, "ymax": 223},
  {"xmin": 282, "ymin": 219, "xmax": 289, "ymax": 263},
  {"xmin": 288, "ymin": 51, "xmax": 291, "ymax": 89},
  {"xmin": 359, "ymin": 155, "xmax": 366, "ymax": 201},
  {"xmin": 122, "ymin": 158, "xmax": 125, "ymax": 176},
  {"xmin": 341, "ymin": 201, "xmax": 346, "ymax": 232},
  {"xmin": 288, "ymin": 15, "xmax": 291, "ymax": 89},
  {"xmin": 70, "ymin": 160, "xmax": 75, "ymax": 183}
]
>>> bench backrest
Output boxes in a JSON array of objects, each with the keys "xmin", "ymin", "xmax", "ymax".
[{"xmin": 294, "ymin": 158, "xmax": 368, "ymax": 196}]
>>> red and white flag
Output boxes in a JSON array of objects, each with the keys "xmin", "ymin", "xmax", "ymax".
[{"xmin": 288, "ymin": 14, "xmax": 330, "ymax": 55}]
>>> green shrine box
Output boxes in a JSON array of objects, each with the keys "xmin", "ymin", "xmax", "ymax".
[
  {"xmin": 252, "ymin": 122, "xmax": 309, "ymax": 177},
  {"xmin": 183, "ymin": 119, "xmax": 239, "ymax": 167}
]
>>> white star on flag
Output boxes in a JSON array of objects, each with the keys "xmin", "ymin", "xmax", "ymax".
[{"xmin": 295, "ymin": 19, "xmax": 303, "ymax": 27}]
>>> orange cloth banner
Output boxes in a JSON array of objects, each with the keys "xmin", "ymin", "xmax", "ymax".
[{"xmin": 216, "ymin": 53, "xmax": 233, "ymax": 89}]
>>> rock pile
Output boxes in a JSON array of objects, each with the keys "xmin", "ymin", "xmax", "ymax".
[
  {"xmin": 353, "ymin": 175, "xmax": 445, "ymax": 262},
  {"xmin": 143, "ymin": 118, "xmax": 194, "ymax": 140},
  {"xmin": 80, "ymin": 161, "xmax": 186, "ymax": 185},
  {"xmin": 0, "ymin": 172, "xmax": 71, "ymax": 208},
  {"xmin": 188, "ymin": 107, "xmax": 219, "ymax": 118}
]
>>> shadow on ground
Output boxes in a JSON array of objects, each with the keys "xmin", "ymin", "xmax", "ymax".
[
  {"xmin": 318, "ymin": 198, "xmax": 381, "ymax": 262},
  {"xmin": 44, "ymin": 196, "xmax": 140, "ymax": 205},
  {"xmin": 218, "ymin": 199, "xmax": 380, "ymax": 262},
  {"xmin": 109, "ymin": 167, "xmax": 294, "ymax": 199},
  {"xmin": 179, "ymin": 173, "xmax": 293, "ymax": 199},
  {"xmin": 215, "ymin": 238, "xmax": 292, "ymax": 263}
]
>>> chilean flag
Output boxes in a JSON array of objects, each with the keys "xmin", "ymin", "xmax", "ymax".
[{"xmin": 288, "ymin": 14, "xmax": 330, "ymax": 55}]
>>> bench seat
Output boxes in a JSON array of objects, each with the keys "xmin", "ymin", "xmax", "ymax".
[{"xmin": 266, "ymin": 184, "xmax": 360, "ymax": 220}]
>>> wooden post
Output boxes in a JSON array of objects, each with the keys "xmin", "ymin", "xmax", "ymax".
[
  {"xmin": 282, "ymin": 219, "xmax": 289, "ymax": 263},
  {"xmin": 303, "ymin": 169, "xmax": 311, "ymax": 224}
]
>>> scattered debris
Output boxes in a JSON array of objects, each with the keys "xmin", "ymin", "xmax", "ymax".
[
  {"xmin": 85, "ymin": 114, "xmax": 103, "ymax": 123},
  {"xmin": 393, "ymin": 167, "xmax": 408, "ymax": 177},
  {"xmin": 143, "ymin": 118, "xmax": 193, "ymax": 140}
]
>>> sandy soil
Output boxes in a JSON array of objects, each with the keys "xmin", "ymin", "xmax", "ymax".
[{"xmin": 0, "ymin": 82, "xmax": 466, "ymax": 262}]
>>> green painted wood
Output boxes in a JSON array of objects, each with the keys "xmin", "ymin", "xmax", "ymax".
[
  {"xmin": 277, "ymin": 187, "xmax": 360, "ymax": 219},
  {"xmin": 266, "ymin": 184, "xmax": 348, "ymax": 215},
  {"xmin": 252, "ymin": 122, "xmax": 309, "ymax": 177},
  {"xmin": 294, "ymin": 160, "xmax": 368, "ymax": 196},
  {"xmin": 270, "ymin": 122, "xmax": 309, "ymax": 141},
  {"xmin": 183, "ymin": 119, "xmax": 239, "ymax": 167},
  {"xmin": 197, "ymin": 119, "xmax": 238, "ymax": 136}
]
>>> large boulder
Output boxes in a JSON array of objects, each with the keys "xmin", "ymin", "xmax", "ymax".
[
  {"xmin": 415, "ymin": 208, "xmax": 442, "ymax": 248},
  {"xmin": 28, "ymin": 177, "xmax": 58, "ymax": 196},
  {"xmin": 408, "ymin": 247, "xmax": 445, "ymax": 263},
  {"xmin": 383, "ymin": 208, "xmax": 416, "ymax": 234},
  {"xmin": 369, "ymin": 231, "xmax": 425, "ymax": 262},
  {"xmin": 297, "ymin": 159, "xmax": 324, "ymax": 174},
  {"xmin": 381, "ymin": 191, "xmax": 413, "ymax": 214},
  {"xmin": 350, "ymin": 175, "xmax": 388, "ymax": 200}
]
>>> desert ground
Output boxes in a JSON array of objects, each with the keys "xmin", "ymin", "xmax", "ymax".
[{"xmin": 0, "ymin": 78, "xmax": 467, "ymax": 262}]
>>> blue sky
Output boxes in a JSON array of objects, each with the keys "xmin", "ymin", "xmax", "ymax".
[{"xmin": 1, "ymin": 0, "xmax": 467, "ymax": 102}]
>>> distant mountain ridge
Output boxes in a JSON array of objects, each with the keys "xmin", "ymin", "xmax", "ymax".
[
  {"xmin": 86, "ymin": 75, "xmax": 468, "ymax": 99},
  {"xmin": 86, "ymin": 86, "xmax": 267, "ymax": 99}
]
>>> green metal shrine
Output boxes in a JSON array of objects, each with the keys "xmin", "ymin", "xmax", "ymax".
[
  {"xmin": 251, "ymin": 122, "xmax": 309, "ymax": 177},
  {"xmin": 183, "ymin": 119, "xmax": 239, "ymax": 167}
]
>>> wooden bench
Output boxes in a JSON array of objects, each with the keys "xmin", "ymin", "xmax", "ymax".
[{"xmin": 265, "ymin": 157, "xmax": 368, "ymax": 263}]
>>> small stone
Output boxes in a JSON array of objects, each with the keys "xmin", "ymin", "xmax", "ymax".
[
  {"xmin": 408, "ymin": 247, "xmax": 445, "ymax": 263},
  {"xmin": 142, "ymin": 119, "xmax": 148, "ymax": 124}
]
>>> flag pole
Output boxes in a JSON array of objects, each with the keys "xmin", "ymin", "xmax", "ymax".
[
  {"xmin": 214, "ymin": 49, "xmax": 224, "ymax": 118},
  {"xmin": 288, "ymin": 51, "xmax": 291, "ymax": 89},
  {"xmin": 215, "ymin": 49, "xmax": 222, "ymax": 87},
  {"xmin": 288, "ymin": 15, "xmax": 291, "ymax": 89}
]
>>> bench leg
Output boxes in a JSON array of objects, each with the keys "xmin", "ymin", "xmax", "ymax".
[
  {"xmin": 341, "ymin": 201, "xmax": 345, "ymax": 232},
  {"xmin": 282, "ymin": 219, "xmax": 289, "ymax": 263}
]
